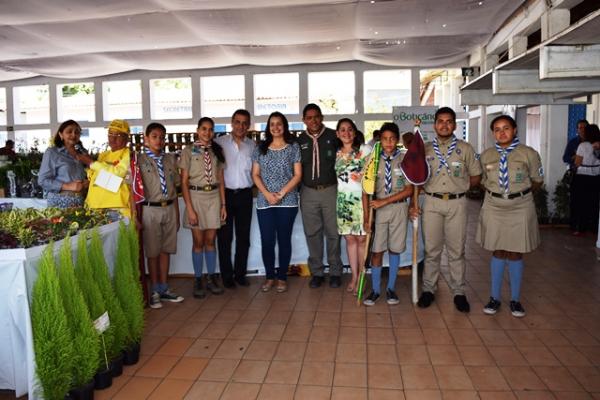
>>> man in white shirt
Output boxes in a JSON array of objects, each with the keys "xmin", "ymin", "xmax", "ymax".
[{"xmin": 215, "ymin": 109, "xmax": 256, "ymax": 287}]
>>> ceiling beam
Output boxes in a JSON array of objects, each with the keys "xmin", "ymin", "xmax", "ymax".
[
  {"xmin": 492, "ymin": 69, "xmax": 600, "ymax": 94},
  {"xmin": 460, "ymin": 89, "xmax": 589, "ymax": 106},
  {"xmin": 540, "ymin": 44, "xmax": 600, "ymax": 79}
]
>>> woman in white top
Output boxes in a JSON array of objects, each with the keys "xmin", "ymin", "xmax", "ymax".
[{"xmin": 572, "ymin": 124, "xmax": 600, "ymax": 236}]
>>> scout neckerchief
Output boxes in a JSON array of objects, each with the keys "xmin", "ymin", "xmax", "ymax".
[
  {"xmin": 432, "ymin": 134, "xmax": 457, "ymax": 175},
  {"xmin": 309, "ymin": 127, "xmax": 325, "ymax": 180},
  {"xmin": 382, "ymin": 147, "xmax": 402, "ymax": 195},
  {"xmin": 495, "ymin": 137, "xmax": 520, "ymax": 194},
  {"xmin": 144, "ymin": 147, "xmax": 168, "ymax": 197},
  {"xmin": 195, "ymin": 141, "xmax": 213, "ymax": 185}
]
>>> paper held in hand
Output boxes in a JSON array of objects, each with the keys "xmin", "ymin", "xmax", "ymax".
[
  {"xmin": 95, "ymin": 169, "xmax": 123, "ymax": 193},
  {"xmin": 94, "ymin": 311, "xmax": 111, "ymax": 334}
]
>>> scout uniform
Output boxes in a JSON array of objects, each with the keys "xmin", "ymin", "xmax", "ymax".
[
  {"xmin": 179, "ymin": 145, "xmax": 223, "ymax": 230},
  {"xmin": 476, "ymin": 143, "xmax": 543, "ymax": 253},
  {"xmin": 372, "ymin": 150, "xmax": 409, "ymax": 254},
  {"xmin": 421, "ymin": 135, "xmax": 482, "ymax": 296},
  {"xmin": 138, "ymin": 151, "xmax": 179, "ymax": 258}
]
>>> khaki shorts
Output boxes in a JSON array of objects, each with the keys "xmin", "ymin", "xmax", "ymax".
[
  {"xmin": 142, "ymin": 203, "xmax": 178, "ymax": 258},
  {"xmin": 372, "ymin": 201, "xmax": 408, "ymax": 253}
]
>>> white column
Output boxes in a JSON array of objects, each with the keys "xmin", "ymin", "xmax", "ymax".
[
  {"xmin": 539, "ymin": 105, "xmax": 568, "ymax": 212},
  {"xmin": 508, "ymin": 36, "xmax": 528, "ymax": 59},
  {"xmin": 541, "ymin": 8, "xmax": 570, "ymax": 40}
]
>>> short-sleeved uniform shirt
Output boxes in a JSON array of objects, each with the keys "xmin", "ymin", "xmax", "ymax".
[
  {"xmin": 424, "ymin": 137, "xmax": 482, "ymax": 193},
  {"xmin": 480, "ymin": 144, "xmax": 543, "ymax": 193},
  {"xmin": 138, "ymin": 152, "xmax": 179, "ymax": 201},
  {"xmin": 178, "ymin": 146, "xmax": 223, "ymax": 187}
]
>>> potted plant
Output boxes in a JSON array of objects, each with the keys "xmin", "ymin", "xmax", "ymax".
[
  {"xmin": 89, "ymin": 228, "xmax": 130, "ymax": 369},
  {"xmin": 57, "ymin": 236, "xmax": 103, "ymax": 392},
  {"xmin": 552, "ymin": 175, "xmax": 571, "ymax": 225},
  {"xmin": 113, "ymin": 222, "xmax": 145, "ymax": 365},
  {"xmin": 31, "ymin": 244, "xmax": 74, "ymax": 400},
  {"xmin": 534, "ymin": 184, "xmax": 550, "ymax": 225}
]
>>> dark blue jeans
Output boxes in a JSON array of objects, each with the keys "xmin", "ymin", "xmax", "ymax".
[{"xmin": 257, "ymin": 206, "xmax": 299, "ymax": 280}]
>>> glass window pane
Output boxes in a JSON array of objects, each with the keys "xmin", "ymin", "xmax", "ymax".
[
  {"xmin": 308, "ymin": 71, "xmax": 355, "ymax": 115},
  {"xmin": 14, "ymin": 129, "xmax": 52, "ymax": 152},
  {"xmin": 103, "ymin": 80, "xmax": 142, "ymax": 120},
  {"xmin": 13, "ymin": 85, "xmax": 50, "ymax": 124},
  {"xmin": 254, "ymin": 73, "xmax": 299, "ymax": 116},
  {"xmin": 364, "ymin": 70, "xmax": 411, "ymax": 113},
  {"xmin": 419, "ymin": 69, "xmax": 462, "ymax": 107},
  {"xmin": 150, "ymin": 78, "xmax": 192, "ymax": 120},
  {"xmin": 0, "ymin": 88, "xmax": 6, "ymax": 125},
  {"xmin": 164, "ymin": 124, "xmax": 197, "ymax": 133},
  {"xmin": 57, "ymin": 82, "xmax": 95, "ymax": 122},
  {"xmin": 0, "ymin": 132, "xmax": 6, "ymax": 146},
  {"xmin": 364, "ymin": 120, "xmax": 388, "ymax": 142},
  {"xmin": 201, "ymin": 75, "xmax": 245, "ymax": 118}
]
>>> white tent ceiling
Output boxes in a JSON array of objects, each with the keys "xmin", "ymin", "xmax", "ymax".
[{"xmin": 0, "ymin": 0, "xmax": 525, "ymax": 82}]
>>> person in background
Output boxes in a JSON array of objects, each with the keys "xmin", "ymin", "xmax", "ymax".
[
  {"xmin": 0, "ymin": 139, "xmax": 17, "ymax": 161},
  {"xmin": 477, "ymin": 115, "xmax": 544, "ymax": 318},
  {"xmin": 366, "ymin": 129, "xmax": 381, "ymax": 147},
  {"xmin": 215, "ymin": 109, "xmax": 255, "ymax": 288},
  {"xmin": 138, "ymin": 122, "xmax": 183, "ymax": 309},
  {"xmin": 297, "ymin": 103, "xmax": 343, "ymax": 288},
  {"xmin": 335, "ymin": 118, "xmax": 371, "ymax": 293},
  {"xmin": 252, "ymin": 112, "xmax": 302, "ymax": 293},
  {"xmin": 180, "ymin": 117, "xmax": 226, "ymax": 298},
  {"xmin": 81, "ymin": 119, "xmax": 135, "ymax": 220},
  {"xmin": 572, "ymin": 123, "xmax": 600, "ymax": 236},
  {"xmin": 563, "ymin": 119, "xmax": 589, "ymax": 231},
  {"xmin": 38, "ymin": 120, "xmax": 88, "ymax": 208}
]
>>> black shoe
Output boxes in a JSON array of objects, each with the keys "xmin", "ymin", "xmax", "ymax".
[
  {"xmin": 234, "ymin": 276, "xmax": 250, "ymax": 287},
  {"xmin": 386, "ymin": 289, "xmax": 400, "ymax": 305},
  {"xmin": 309, "ymin": 276, "xmax": 324, "ymax": 288},
  {"xmin": 206, "ymin": 274, "xmax": 224, "ymax": 295},
  {"xmin": 222, "ymin": 278, "xmax": 236, "ymax": 288},
  {"xmin": 417, "ymin": 291, "xmax": 435, "ymax": 308},
  {"xmin": 454, "ymin": 295, "xmax": 470, "ymax": 313},
  {"xmin": 510, "ymin": 301, "xmax": 526, "ymax": 318},
  {"xmin": 329, "ymin": 275, "xmax": 341, "ymax": 288},
  {"xmin": 483, "ymin": 297, "xmax": 501, "ymax": 315},
  {"xmin": 363, "ymin": 291, "xmax": 380, "ymax": 306}
]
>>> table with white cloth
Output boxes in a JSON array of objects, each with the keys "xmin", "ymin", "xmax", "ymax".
[{"xmin": 0, "ymin": 198, "xmax": 120, "ymax": 399}]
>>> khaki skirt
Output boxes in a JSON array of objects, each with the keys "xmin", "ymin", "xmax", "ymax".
[
  {"xmin": 476, "ymin": 191, "xmax": 540, "ymax": 253},
  {"xmin": 183, "ymin": 189, "xmax": 222, "ymax": 230}
]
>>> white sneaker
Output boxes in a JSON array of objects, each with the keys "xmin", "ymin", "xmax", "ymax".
[{"xmin": 149, "ymin": 291, "xmax": 162, "ymax": 309}]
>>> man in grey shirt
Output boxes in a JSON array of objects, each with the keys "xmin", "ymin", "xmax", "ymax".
[{"xmin": 296, "ymin": 103, "xmax": 342, "ymax": 288}]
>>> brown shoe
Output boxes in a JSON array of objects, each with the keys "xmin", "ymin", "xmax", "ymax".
[
  {"xmin": 276, "ymin": 280, "xmax": 288, "ymax": 293},
  {"xmin": 261, "ymin": 279, "xmax": 275, "ymax": 292}
]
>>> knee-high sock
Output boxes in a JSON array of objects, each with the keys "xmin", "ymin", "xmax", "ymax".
[
  {"xmin": 387, "ymin": 253, "xmax": 400, "ymax": 290},
  {"xmin": 507, "ymin": 259, "xmax": 524, "ymax": 301},
  {"xmin": 490, "ymin": 256, "xmax": 506, "ymax": 300},
  {"xmin": 192, "ymin": 251, "xmax": 204, "ymax": 278},
  {"xmin": 371, "ymin": 266, "xmax": 382, "ymax": 294},
  {"xmin": 205, "ymin": 250, "xmax": 217, "ymax": 275}
]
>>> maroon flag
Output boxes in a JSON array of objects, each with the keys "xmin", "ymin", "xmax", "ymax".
[{"xmin": 400, "ymin": 126, "xmax": 429, "ymax": 185}]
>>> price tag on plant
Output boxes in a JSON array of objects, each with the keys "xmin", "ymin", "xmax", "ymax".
[{"xmin": 94, "ymin": 311, "xmax": 111, "ymax": 334}]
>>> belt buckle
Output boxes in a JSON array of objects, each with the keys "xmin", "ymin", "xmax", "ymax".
[
  {"xmin": 442, "ymin": 193, "xmax": 449, "ymax": 201},
  {"xmin": 160, "ymin": 200, "xmax": 168, "ymax": 207},
  {"xmin": 502, "ymin": 193, "xmax": 509, "ymax": 200},
  {"xmin": 203, "ymin": 184, "xmax": 212, "ymax": 191}
]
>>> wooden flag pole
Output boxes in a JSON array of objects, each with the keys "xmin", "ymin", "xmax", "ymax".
[{"xmin": 411, "ymin": 188, "xmax": 419, "ymax": 304}]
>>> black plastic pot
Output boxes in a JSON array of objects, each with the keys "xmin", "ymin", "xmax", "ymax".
[
  {"xmin": 66, "ymin": 379, "xmax": 94, "ymax": 400},
  {"xmin": 123, "ymin": 342, "xmax": 140, "ymax": 366},
  {"xmin": 110, "ymin": 352, "xmax": 124, "ymax": 377},
  {"xmin": 94, "ymin": 367, "xmax": 113, "ymax": 390}
]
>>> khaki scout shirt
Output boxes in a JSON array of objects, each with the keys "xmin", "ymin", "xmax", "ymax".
[
  {"xmin": 480, "ymin": 144, "xmax": 544, "ymax": 193},
  {"xmin": 138, "ymin": 152, "xmax": 179, "ymax": 202},
  {"xmin": 423, "ymin": 136, "xmax": 482, "ymax": 194},
  {"xmin": 178, "ymin": 146, "xmax": 223, "ymax": 187},
  {"xmin": 375, "ymin": 151, "xmax": 407, "ymax": 199}
]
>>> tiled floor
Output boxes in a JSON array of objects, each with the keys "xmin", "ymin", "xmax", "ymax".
[{"xmin": 4, "ymin": 199, "xmax": 600, "ymax": 399}]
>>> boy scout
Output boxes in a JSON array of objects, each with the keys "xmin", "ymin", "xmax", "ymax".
[{"xmin": 416, "ymin": 107, "xmax": 482, "ymax": 313}]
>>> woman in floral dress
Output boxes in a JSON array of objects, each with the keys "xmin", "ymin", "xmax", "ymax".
[{"xmin": 335, "ymin": 118, "xmax": 372, "ymax": 293}]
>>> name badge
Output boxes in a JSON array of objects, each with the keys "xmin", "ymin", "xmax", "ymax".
[
  {"xmin": 515, "ymin": 171, "xmax": 524, "ymax": 183},
  {"xmin": 451, "ymin": 161, "xmax": 462, "ymax": 177},
  {"xmin": 393, "ymin": 168, "xmax": 402, "ymax": 176}
]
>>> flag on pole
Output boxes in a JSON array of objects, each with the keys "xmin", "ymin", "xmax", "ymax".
[
  {"xmin": 400, "ymin": 125, "xmax": 429, "ymax": 185},
  {"xmin": 130, "ymin": 151, "xmax": 145, "ymax": 204},
  {"xmin": 362, "ymin": 141, "xmax": 382, "ymax": 195}
]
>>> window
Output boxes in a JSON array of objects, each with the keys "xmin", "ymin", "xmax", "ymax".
[
  {"xmin": 13, "ymin": 85, "xmax": 50, "ymax": 124},
  {"xmin": 0, "ymin": 88, "xmax": 6, "ymax": 126},
  {"xmin": 150, "ymin": 78, "xmax": 192, "ymax": 120},
  {"xmin": 254, "ymin": 73, "xmax": 299, "ymax": 116},
  {"xmin": 164, "ymin": 124, "xmax": 197, "ymax": 134},
  {"xmin": 308, "ymin": 71, "xmax": 355, "ymax": 115},
  {"xmin": 364, "ymin": 120, "xmax": 387, "ymax": 142},
  {"xmin": 201, "ymin": 75, "xmax": 245, "ymax": 118},
  {"xmin": 14, "ymin": 129, "xmax": 52, "ymax": 152},
  {"xmin": 80, "ymin": 127, "xmax": 108, "ymax": 153},
  {"xmin": 419, "ymin": 69, "xmax": 462, "ymax": 107},
  {"xmin": 57, "ymin": 82, "xmax": 95, "ymax": 122},
  {"xmin": 364, "ymin": 70, "xmax": 411, "ymax": 113},
  {"xmin": 103, "ymin": 80, "xmax": 142, "ymax": 121}
]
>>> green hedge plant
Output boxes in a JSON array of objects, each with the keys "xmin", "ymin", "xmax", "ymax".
[{"xmin": 31, "ymin": 244, "xmax": 74, "ymax": 400}]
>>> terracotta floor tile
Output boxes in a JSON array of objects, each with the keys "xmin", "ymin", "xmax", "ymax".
[
  {"xmin": 562, "ymin": 330, "xmax": 600, "ymax": 346},
  {"xmin": 422, "ymin": 328, "xmax": 454, "ymax": 345},
  {"xmin": 395, "ymin": 328, "xmax": 426, "ymax": 345},
  {"xmin": 331, "ymin": 386, "xmax": 367, "ymax": 400},
  {"xmin": 309, "ymin": 325, "xmax": 340, "ymax": 343},
  {"xmin": 478, "ymin": 392, "xmax": 517, "ymax": 400},
  {"xmin": 506, "ymin": 330, "xmax": 541, "ymax": 346},
  {"xmin": 553, "ymin": 392, "xmax": 594, "ymax": 400},
  {"xmin": 256, "ymin": 324, "xmax": 286, "ymax": 341},
  {"xmin": 568, "ymin": 366, "xmax": 600, "ymax": 392},
  {"xmin": 243, "ymin": 340, "xmax": 278, "ymax": 360},
  {"xmin": 140, "ymin": 335, "xmax": 168, "ymax": 355},
  {"xmin": 367, "ymin": 327, "xmax": 396, "ymax": 344},
  {"xmin": 237, "ymin": 309, "xmax": 268, "ymax": 324},
  {"xmin": 135, "ymin": 354, "xmax": 179, "ymax": 378},
  {"xmin": 93, "ymin": 373, "xmax": 131, "ymax": 400},
  {"xmin": 532, "ymin": 366, "xmax": 585, "ymax": 391},
  {"xmin": 457, "ymin": 345, "xmax": 495, "ymax": 366},
  {"xmin": 231, "ymin": 359, "xmax": 270, "ymax": 383},
  {"xmin": 183, "ymin": 380, "xmax": 226, "ymax": 400},
  {"xmin": 213, "ymin": 309, "xmax": 243, "ymax": 324},
  {"xmin": 368, "ymin": 388, "xmax": 406, "ymax": 400},
  {"xmin": 282, "ymin": 325, "xmax": 312, "ymax": 342},
  {"xmin": 403, "ymin": 389, "xmax": 442, "ymax": 400},
  {"xmin": 174, "ymin": 321, "xmax": 209, "ymax": 338},
  {"xmin": 264, "ymin": 360, "xmax": 302, "ymax": 384},
  {"xmin": 367, "ymin": 312, "xmax": 392, "ymax": 328},
  {"xmin": 294, "ymin": 385, "xmax": 331, "ymax": 400},
  {"xmin": 314, "ymin": 311, "xmax": 341, "ymax": 326},
  {"xmin": 227, "ymin": 323, "xmax": 260, "ymax": 340},
  {"xmin": 213, "ymin": 339, "xmax": 251, "ymax": 359},
  {"xmin": 466, "ymin": 365, "xmax": 510, "ymax": 391},
  {"xmin": 550, "ymin": 346, "xmax": 592, "ymax": 366},
  {"xmin": 488, "ymin": 346, "xmax": 528, "ymax": 366},
  {"xmin": 184, "ymin": 338, "xmax": 222, "ymax": 358},
  {"xmin": 219, "ymin": 382, "xmax": 261, "ymax": 400},
  {"xmin": 112, "ymin": 376, "xmax": 161, "ymax": 400},
  {"xmin": 341, "ymin": 311, "xmax": 367, "ymax": 327},
  {"xmin": 336, "ymin": 342, "xmax": 367, "ymax": 363},
  {"xmin": 288, "ymin": 311, "xmax": 316, "ymax": 326},
  {"xmin": 401, "ymin": 365, "xmax": 439, "ymax": 389},
  {"xmin": 155, "ymin": 336, "xmax": 194, "ymax": 356},
  {"xmin": 368, "ymin": 343, "xmax": 399, "ymax": 364},
  {"xmin": 147, "ymin": 319, "xmax": 186, "ymax": 337},
  {"xmin": 333, "ymin": 362, "xmax": 367, "ymax": 387},
  {"xmin": 304, "ymin": 341, "xmax": 336, "ymax": 362},
  {"xmin": 397, "ymin": 344, "xmax": 431, "ymax": 365},
  {"xmin": 518, "ymin": 345, "xmax": 561, "ymax": 366},
  {"xmin": 122, "ymin": 354, "xmax": 150, "ymax": 376},
  {"xmin": 367, "ymin": 363, "xmax": 403, "ymax": 389},
  {"xmin": 499, "ymin": 366, "xmax": 547, "ymax": 391},
  {"xmin": 512, "ymin": 390, "xmax": 556, "ymax": 399},
  {"xmin": 147, "ymin": 378, "xmax": 194, "ymax": 400},
  {"xmin": 441, "ymin": 391, "xmax": 480, "ymax": 400},
  {"xmin": 391, "ymin": 313, "xmax": 420, "ymax": 329},
  {"xmin": 478, "ymin": 329, "xmax": 514, "ymax": 346},
  {"xmin": 433, "ymin": 365, "xmax": 474, "ymax": 390},
  {"xmin": 167, "ymin": 356, "xmax": 208, "ymax": 380},
  {"xmin": 257, "ymin": 383, "xmax": 296, "ymax": 400},
  {"xmin": 298, "ymin": 361, "xmax": 335, "ymax": 386},
  {"xmin": 201, "ymin": 322, "xmax": 234, "ymax": 339},
  {"xmin": 274, "ymin": 341, "xmax": 307, "ymax": 361},
  {"xmin": 533, "ymin": 330, "xmax": 570, "ymax": 346},
  {"xmin": 450, "ymin": 328, "xmax": 484, "ymax": 346},
  {"xmin": 427, "ymin": 344, "xmax": 462, "ymax": 365},
  {"xmin": 339, "ymin": 326, "xmax": 367, "ymax": 344},
  {"xmin": 197, "ymin": 358, "xmax": 239, "ymax": 381}
]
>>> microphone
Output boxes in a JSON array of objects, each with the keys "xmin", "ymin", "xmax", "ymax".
[{"xmin": 74, "ymin": 144, "xmax": 88, "ymax": 154}]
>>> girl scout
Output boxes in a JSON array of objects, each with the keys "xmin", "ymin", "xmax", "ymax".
[
  {"xmin": 363, "ymin": 122, "xmax": 413, "ymax": 306},
  {"xmin": 476, "ymin": 115, "xmax": 543, "ymax": 318},
  {"xmin": 180, "ymin": 117, "xmax": 227, "ymax": 299}
]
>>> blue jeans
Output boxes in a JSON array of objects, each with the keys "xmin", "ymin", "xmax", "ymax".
[{"xmin": 257, "ymin": 207, "xmax": 298, "ymax": 280}]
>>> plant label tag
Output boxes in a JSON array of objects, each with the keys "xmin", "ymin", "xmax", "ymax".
[{"xmin": 94, "ymin": 311, "xmax": 111, "ymax": 334}]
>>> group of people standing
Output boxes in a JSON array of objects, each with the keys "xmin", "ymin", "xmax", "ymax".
[{"xmin": 37, "ymin": 103, "xmax": 545, "ymax": 317}]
